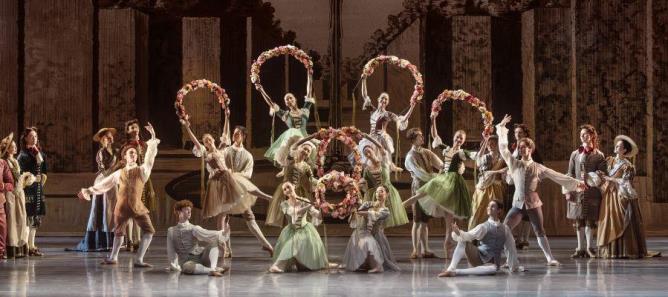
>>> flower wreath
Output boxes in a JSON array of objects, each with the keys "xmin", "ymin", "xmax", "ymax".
[
  {"xmin": 430, "ymin": 89, "xmax": 495, "ymax": 137},
  {"xmin": 360, "ymin": 55, "xmax": 424, "ymax": 109},
  {"xmin": 313, "ymin": 126, "xmax": 365, "ymax": 179},
  {"xmin": 174, "ymin": 79, "xmax": 230, "ymax": 121},
  {"xmin": 250, "ymin": 44, "xmax": 315, "ymax": 103},
  {"xmin": 314, "ymin": 170, "xmax": 362, "ymax": 219}
]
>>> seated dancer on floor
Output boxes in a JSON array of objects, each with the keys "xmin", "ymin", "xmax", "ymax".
[
  {"xmin": 269, "ymin": 182, "xmax": 330, "ymax": 273},
  {"xmin": 496, "ymin": 115, "xmax": 585, "ymax": 266},
  {"xmin": 404, "ymin": 128, "xmax": 442, "ymax": 259},
  {"xmin": 78, "ymin": 122, "xmax": 159, "ymax": 267},
  {"xmin": 342, "ymin": 185, "xmax": 400, "ymax": 273},
  {"xmin": 180, "ymin": 108, "xmax": 273, "ymax": 258},
  {"xmin": 166, "ymin": 200, "xmax": 228, "ymax": 277},
  {"xmin": 439, "ymin": 199, "xmax": 522, "ymax": 277}
]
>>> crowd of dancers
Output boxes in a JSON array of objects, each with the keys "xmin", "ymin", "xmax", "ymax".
[{"xmin": 0, "ymin": 50, "xmax": 658, "ymax": 279}]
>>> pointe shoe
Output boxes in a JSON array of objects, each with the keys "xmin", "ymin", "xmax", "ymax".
[
  {"xmin": 422, "ymin": 251, "xmax": 436, "ymax": 259},
  {"xmin": 100, "ymin": 259, "xmax": 118, "ymax": 265},
  {"xmin": 368, "ymin": 267, "xmax": 383, "ymax": 273},
  {"xmin": 586, "ymin": 248, "xmax": 597, "ymax": 258},
  {"xmin": 209, "ymin": 270, "xmax": 225, "ymax": 277},
  {"xmin": 133, "ymin": 262, "xmax": 153, "ymax": 268},
  {"xmin": 29, "ymin": 248, "xmax": 44, "ymax": 257},
  {"xmin": 438, "ymin": 270, "xmax": 456, "ymax": 277},
  {"xmin": 409, "ymin": 251, "xmax": 420, "ymax": 259},
  {"xmin": 262, "ymin": 246, "xmax": 274, "ymax": 258},
  {"xmin": 571, "ymin": 249, "xmax": 586, "ymax": 258},
  {"xmin": 269, "ymin": 265, "xmax": 283, "ymax": 273},
  {"xmin": 547, "ymin": 259, "xmax": 561, "ymax": 266}
]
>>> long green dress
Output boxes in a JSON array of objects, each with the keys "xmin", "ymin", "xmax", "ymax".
[
  {"xmin": 265, "ymin": 157, "xmax": 316, "ymax": 227},
  {"xmin": 272, "ymin": 200, "xmax": 329, "ymax": 271},
  {"xmin": 264, "ymin": 98, "xmax": 313, "ymax": 164},
  {"xmin": 363, "ymin": 166, "xmax": 408, "ymax": 228},
  {"xmin": 417, "ymin": 146, "xmax": 475, "ymax": 220}
]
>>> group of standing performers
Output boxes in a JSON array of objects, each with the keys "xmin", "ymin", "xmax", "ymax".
[{"xmin": 1, "ymin": 49, "xmax": 656, "ymax": 280}]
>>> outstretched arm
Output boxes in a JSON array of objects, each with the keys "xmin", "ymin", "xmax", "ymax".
[
  {"xmin": 180, "ymin": 119, "xmax": 204, "ymax": 154},
  {"xmin": 140, "ymin": 123, "xmax": 160, "ymax": 182},
  {"xmin": 219, "ymin": 108, "xmax": 231, "ymax": 149}
]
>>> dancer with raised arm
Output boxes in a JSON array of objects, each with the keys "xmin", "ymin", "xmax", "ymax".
[
  {"xmin": 342, "ymin": 185, "xmax": 400, "ymax": 273},
  {"xmin": 166, "ymin": 200, "xmax": 228, "ymax": 277},
  {"xmin": 404, "ymin": 128, "xmax": 442, "ymax": 259},
  {"xmin": 361, "ymin": 142, "xmax": 408, "ymax": 228},
  {"xmin": 269, "ymin": 182, "xmax": 329, "ymax": 273},
  {"xmin": 180, "ymin": 107, "xmax": 273, "ymax": 257},
  {"xmin": 402, "ymin": 116, "xmax": 482, "ymax": 257},
  {"xmin": 265, "ymin": 135, "xmax": 318, "ymax": 227},
  {"xmin": 469, "ymin": 134, "xmax": 507, "ymax": 229},
  {"xmin": 496, "ymin": 114, "xmax": 585, "ymax": 266},
  {"xmin": 78, "ymin": 123, "xmax": 159, "ymax": 267}
]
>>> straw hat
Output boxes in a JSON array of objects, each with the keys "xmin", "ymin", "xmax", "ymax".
[
  {"xmin": 93, "ymin": 128, "xmax": 117, "ymax": 142},
  {"xmin": 613, "ymin": 135, "xmax": 638, "ymax": 158},
  {"xmin": 0, "ymin": 133, "xmax": 14, "ymax": 157}
]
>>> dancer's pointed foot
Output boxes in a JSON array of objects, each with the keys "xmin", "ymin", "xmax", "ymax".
[
  {"xmin": 438, "ymin": 270, "xmax": 456, "ymax": 277},
  {"xmin": 133, "ymin": 262, "xmax": 153, "ymax": 268},
  {"xmin": 100, "ymin": 259, "xmax": 118, "ymax": 265}
]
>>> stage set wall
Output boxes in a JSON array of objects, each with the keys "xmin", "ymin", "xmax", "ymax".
[{"xmin": 0, "ymin": 0, "xmax": 667, "ymax": 237}]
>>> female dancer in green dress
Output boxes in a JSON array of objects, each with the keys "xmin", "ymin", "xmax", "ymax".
[
  {"xmin": 269, "ymin": 182, "xmax": 329, "ymax": 273},
  {"xmin": 263, "ymin": 93, "xmax": 314, "ymax": 170},
  {"xmin": 361, "ymin": 142, "xmax": 408, "ymax": 228},
  {"xmin": 403, "ymin": 117, "xmax": 485, "ymax": 256},
  {"xmin": 265, "ymin": 135, "xmax": 317, "ymax": 227}
]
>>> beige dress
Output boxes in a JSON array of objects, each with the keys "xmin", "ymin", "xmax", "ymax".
[{"xmin": 5, "ymin": 158, "xmax": 30, "ymax": 252}]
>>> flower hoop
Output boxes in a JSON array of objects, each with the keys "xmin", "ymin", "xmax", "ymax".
[
  {"xmin": 314, "ymin": 170, "xmax": 362, "ymax": 219},
  {"xmin": 174, "ymin": 79, "xmax": 230, "ymax": 121},
  {"xmin": 360, "ymin": 55, "xmax": 424, "ymax": 108},
  {"xmin": 313, "ymin": 126, "xmax": 365, "ymax": 179},
  {"xmin": 431, "ymin": 89, "xmax": 495, "ymax": 136},
  {"xmin": 250, "ymin": 45, "xmax": 314, "ymax": 103}
]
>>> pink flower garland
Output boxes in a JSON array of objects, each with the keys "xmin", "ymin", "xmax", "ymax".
[
  {"xmin": 250, "ymin": 45, "xmax": 313, "ymax": 90},
  {"xmin": 314, "ymin": 170, "xmax": 362, "ymax": 219},
  {"xmin": 314, "ymin": 126, "xmax": 364, "ymax": 180},
  {"xmin": 361, "ymin": 55, "xmax": 424, "ymax": 106},
  {"xmin": 174, "ymin": 79, "xmax": 230, "ymax": 120},
  {"xmin": 430, "ymin": 89, "xmax": 495, "ymax": 136}
]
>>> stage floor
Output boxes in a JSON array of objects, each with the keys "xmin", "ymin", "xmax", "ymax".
[{"xmin": 1, "ymin": 236, "xmax": 666, "ymax": 296}]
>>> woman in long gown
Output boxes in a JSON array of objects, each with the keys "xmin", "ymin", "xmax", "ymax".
[
  {"xmin": 361, "ymin": 144, "xmax": 408, "ymax": 228},
  {"xmin": 269, "ymin": 182, "xmax": 329, "ymax": 273},
  {"xmin": 263, "ymin": 93, "xmax": 314, "ymax": 166},
  {"xmin": 597, "ymin": 135, "xmax": 658, "ymax": 259},
  {"xmin": 342, "ymin": 185, "xmax": 400, "ymax": 273},
  {"xmin": 265, "ymin": 135, "xmax": 317, "ymax": 227},
  {"xmin": 180, "ymin": 117, "xmax": 272, "ymax": 230},
  {"xmin": 468, "ymin": 135, "xmax": 506, "ymax": 229},
  {"xmin": 1, "ymin": 134, "xmax": 32, "ymax": 258}
]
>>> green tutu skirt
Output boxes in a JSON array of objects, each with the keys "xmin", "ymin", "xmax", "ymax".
[
  {"xmin": 417, "ymin": 172, "xmax": 471, "ymax": 219},
  {"xmin": 273, "ymin": 223, "xmax": 329, "ymax": 271},
  {"xmin": 264, "ymin": 128, "xmax": 306, "ymax": 164},
  {"xmin": 365, "ymin": 184, "xmax": 409, "ymax": 228}
]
